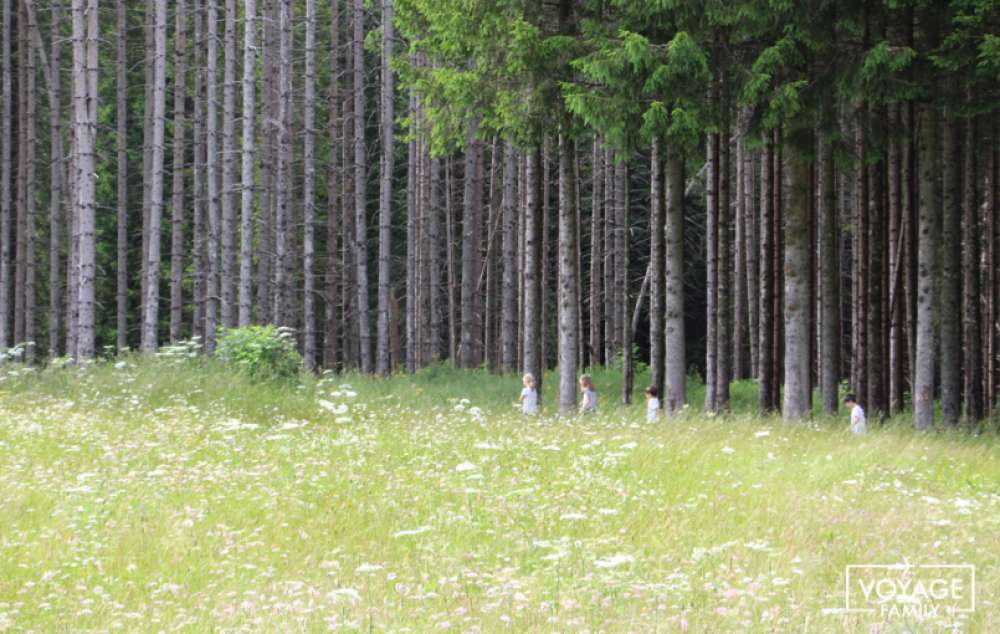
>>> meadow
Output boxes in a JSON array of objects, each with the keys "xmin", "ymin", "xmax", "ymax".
[{"xmin": 1, "ymin": 357, "xmax": 998, "ymax": 632}]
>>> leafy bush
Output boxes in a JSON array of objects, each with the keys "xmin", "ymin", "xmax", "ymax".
[{"xmin": 215, "ymin": 325, "xmax": 302, "ymax": 382}]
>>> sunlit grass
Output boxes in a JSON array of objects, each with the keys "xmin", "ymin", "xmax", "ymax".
[{"xmin": 0, "ymin": 358, "xmax": 998, "ymax": 631}]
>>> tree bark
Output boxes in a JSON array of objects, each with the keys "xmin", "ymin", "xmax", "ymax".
[
  {"xmin": 352, "ymin": 0, "xmax": 372, "ymax": 372},
  {"xmin": 238, "ymin": 0, "xmax": 257, "ymax": 327},
  {"xmin": 501, "ymin": 140, "xmax": 518, "ymax": 372},
  {"xmin": 782, "ymin": 132, "xmax": 812, "ymax": 422},
  {"xmin": 717, "ymin": 115, "xmax": 732, "ymax": 409},
  {"xmin": 170, "ymin": 0, "xmax": 189, "ymax": 343},
  {"xmin": 272, "ymin": 0, "xmax": 292, "ymax": 327},
  {"xmin": 914, "ymin": 105, "xmax": 938, "ymax": 431},
  {"xmin": 617, "ymin": 155, "xmax": 632, "ymax": 404},
  {"xmin": 204, "ymin": 0, "xmax": 221, "ymax": 353},
  {"xmin": 940, "ymin": 113, "xmax": 961, "ymax": 427},
  {"xmin": 704, "ymin": 131, "xmax": 719, "ymax": 411},
  {"xmin": 0, "ymin": 0, "xmax": 12, "ymax": 353},
  {"xmin": 302, "ymin": 0, "xmax": 318, "ymax": 369},
  {"xmin": 558, "ymin": 131, "xmax": 579, "ymax": 414},
  {"xmin": 664, "ymin": 150, "xmax": 686, "ymax": 413},
  {"xmin": 589, "ymin": 137, "xmax": 603, "ymax": 367},
  {"xmin": 963, "ymin": 114, "xmax": 983, "ymax": 427},
  {"xmin": 375, "ymin": 0, "xmax": 395, "ymax": 376},
  {"xmin": 649, "ymin": 137, "xmax": 665, "ymax": 400},
  {"xmin": 819, "ymin": 122, "xmax": 839, "ymax": 415},
  {"xmin": 192, "ymin": 1, "xmax": 206, "ymax": 339},
  {"xmin": 221, "ymin": 0, "xmax": 237, "ymax": 327},
  {"xmin": 459, "ymin": 128, "xmax": 481, "ymax": 368},
  {"xmin": 322, "ymin": 0, "xmax": 341, "ymax": 368},
  {"xmin": 758, "ymin": 135, "xmax": 776, "ymax": 414},
  {"xmin": 48, "ymin": 0, "xmax": 65, "ymax": 357},
  {"xmin": 523, "ymin": 147, "xmax": 543, "ymax": 395}
]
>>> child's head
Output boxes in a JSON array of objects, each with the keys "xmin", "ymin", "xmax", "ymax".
[
  {"xmin": 579, "ymin": 374, "xmax": 594, "ymax": 390},
  {"xmin": 844, "ymin": 393, "xmax": 857, "ymax": 407},
  {"xmin": 522, "ymin": 373, "xmax": 536, "ymax": 388},
  {"xmin": 644, "ymin": 385, "xmax": 658, "ymax": 400}
]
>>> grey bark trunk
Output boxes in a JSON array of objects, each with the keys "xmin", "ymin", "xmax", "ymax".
[
  {"xmin": 940, "ymin": 115, "xmax": 962, "ymax": 427},
  {"xmin": 303, "ymin": 0, "xmax": 318, "ymax": 369},
  {"xmin": 353, "ymin": 0, "xmax": 372, "ymax": 372},
  {"xmin": 914, "ymin": 106, "xmax": 938, "ymax": 431},
  {"xmin": 649, "ymin": 138, "xmax": 665, "ymax": 399},
  {"xmin": 523, "ymin": 148, "xmax": 543, "ymax": 395},
  {"xmin": 782, "ymin": 135, "xmax": 812, "ymax": 422},
  {"xmin": 204, "ymin": 0, "xmax": 221, "ymax": 353},
  {"xmin": 558, "ymin": 132, "xmax": 579, "ymax": 414},
  {"xmin": 819, "ymin": 125, "xmax": 839, "ymax": 415},
  {"xmin": 375, "ymin": 0, "xmax": 395, "ymax": 376},
  {"xmin": 221, "ymin": 0, "xmax": 237, "ymax": 327},
  {"xmin": 500, "ymin": 140, "xmax": 518, "ymax": 372},
  {"xmin": 963, "ymin": 114, "xmax": 983, "ymax": 426},
  {"xmin": 238, "ymin": 0, "xmax": 257, "ymax": 327},
  {"xmin": 664, "ymin": 151, "xmax": 686, "ymax": 413},
  {"xmin": 170, "ymin": 0, "xmax": 188, "ymax": 343},
  {"xmin": 589, "ymin": 138, "xmax": 603, "ymax": 366}
]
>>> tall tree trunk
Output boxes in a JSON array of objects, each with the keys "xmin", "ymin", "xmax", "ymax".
[
  {"xmin": 664, "ymin": 150, "xmax": 686, "ymax": 413},
  {"xmin": 819, "ymin": 121, "xmax": 839, "ymax": 415},
  {"xmin": 428, "ymin": 155, "xmax": 443, "ymax": 361},
  {"xmin": 405, "ymin": 90, "xmax": 417, "ymax": 372},
  {"xmin": 704, "ymin": 131, "xmax": 719, "ymax": 412},
  {"xmin": 940, "ymin": 114, "xmax": 961, "ymax": 427},
  {"xmin": 205, "ymin": 0, "xmax": 221, "ymax": 353},
  {"xmin": 649, "ymin": 138, "xmax": 665, "ymax": 400},
  {"xmin": 220, "ymin": 0, "xmax": 237, "ymax": 327},
  {"xmin": 322, "ymin": 0, "xmax": 340, "ymax": 367},
  {"xmin": 733, "ymin": 131, "xmax": 746, "ymax": 380},
  {"xmin": 459, "ymin": 129, "xmax": 481, "ymax": 368},
  {"xmin": 716, "ymin": 114, "xmax": 732, "ymax": 409},
  {"xmin": 558, "ymin": 131, "xmax": 579, "ymax": 414},
  {"xmin": 255, "ymin": 0, "xmax": 275, "ymax": 324},
  {"xmin": 758, "ymin": 135, "xmax": 775, "ymax": 414},
  {"xmin": 963, "ymin": 114, "xmax": 983, "ymax": 427},
  {"xmin": 375, "ymin": 0, "xmax": 394, "ymax": 376},
  {"xmin": 47, "ymin": 0, "xmax": 65, "ymax": 357},
  {"xmin": 140, "ymin": 0, "xmax": 168, "ymax": 351},
  {"xmin": 21, "ymin": 2, "xmax": 37, "ymax": 358},
  {"xmin": 238, "ymin": 0, "xmax": 257, "ymax": 327},
  {"xmin": 0, "ymin": 0, "xmax": 12, "ymax": 353},
  {"xmin": 887, "ymin": 103, "xmax": 904, "ymax": 414},
  {"xmin": 501, "ymin": 140, "xmax": 518, "ymax": 372},
  {"xmin": 914, "ymin": 105, "xmax": 938, "ymax": 431},
  {"xmin": 272, "ymin": 0, "xmax": 291, "ymax": 326},
  {"xmin": 744, "ymin": 144, "xmax": 759, "ymax": 378},
  {"xmin": 783, "ymin": 133, "xmax": 812, "ymax": 422},
  {"xmin": 603, "ymin": 145, "xmax": 615, "ymax": 364},
  {"xmin": 589, "ymin": 137, "xmax": 603, "ymax": 367},
  {"xmin": 617, "ymin": 155, "xmax": 632, "ymax": 404},
  {"xmin": 72, "ymin": 0, "xmax": 98, "ymax": 359},
  {"xmin": 170, "ymin": 0, "xmax": 188, "ymax": 343},
  {"xmin": 445, "ymin": 158, "xmax": 457, "ymax": 363},
  {"xmin": 352, "ymin": 0, "xmax": 372, "ymax": 372},
  {"xmin": 866, "ymin": 114, "xmax": 886, "ymax": 420},
  {"xmin": 302, "ymin": 0, "xmax": 318, "ymax": 369},
  {"xmin": 523, "ymin": 147, "xmax": 543, "ymax": 395},
  {"xmin": 140, "ymin": 0, "xmax": 153, "ymax": 320},
  {"xmin": 192, "ymin": 1, "xmax": 206, "ymax": 339}
]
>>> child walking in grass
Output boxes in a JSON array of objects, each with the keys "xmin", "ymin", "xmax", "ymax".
[
  {"xmin": 579, "ymin": 375, "xmax": 598, "ymax": 415},
  {"xmin": 844, "ymin": 393, "xmax": 866, "ymax": 435},
  {"xmin": 519, "ymin": 373, "xmax": 539, "ymax": 415},
  {"xmin": 645, "ymin": 385, "xmax": 660, "ymax": 422}
]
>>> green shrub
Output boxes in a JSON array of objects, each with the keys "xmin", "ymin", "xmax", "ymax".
[{"xmin": 215, "ymin": 325, "xmax": 303, "ymax": 382}]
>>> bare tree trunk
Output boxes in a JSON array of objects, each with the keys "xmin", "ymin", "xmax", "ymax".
[
  {"xmin": 589, "ymin": 137, "xmax": 603, "ymax": 367},
  {"xmin": 603, "ymin": 145, "xmax": 615, "ymax": 364},
  {"xmin": 238, "ymin": 0, "xmax": 257, "ymax": 327},
  {"xmin": 0, "ymin": 0, "xmax": 12, "ymax": 353},
  {"xmin": 733, "ymin": 131, "xmax": 746, "ymax": 380},
  {"xmin": 940, "ymin": 113, "xmax": 961, "ymax": 427},
  {"xmin": 192, "ymin": 2, "xmax": 206, "ymax": 339},
  {"xmin": 664, "ymin": 150, "xmax": 686, "ymax": 413},
  {"xmin": 783, "ymin": 133, "xmax": 812, "ymax": 422},
  {"xmin": 205, "ymin": 0, "xmax": 221, "ymax": 353},
  {"xmin": 616, "ymin": 156, "xmax": 632, "ymax": 403},
  {"xmin": 819, "ymin": 120, "xmax": 839, "ymax": 415},
  {"xmin": 963, "ymin": 114, "xmax": 983, "ymax": 427},
  {"xmin": 72, "ymin": 0, "xmax": 98, "ymax": 359},
  {"xmin": 375, "ymin": 0, "xmax": 394, "ymax": 376},
  {"xmin": 501, "ymin": 139, "xmax": 518, "ymax": 372},
  {"xmin": 758, "ymin": 135, "xmax": 776, "ymax": 414},
  {"xmin": 649, "ymin": 138, "xmax": 665, "ymax": 399},
  {"xmin": 887, "ymin": 103, "xmax": 904, "ymax": 414},
  {"xmin": 523, "ymin": 147, "xmax": 543, "ymax": 395},
  {"xmin": 321, "ymin": 0, "xmax": 340, "ymax": 367},
  {"xmin": 717, "ymin": 114, "xmax": 732, "ymax": 409},
  {"xmin": 218, "ymin": 0, "xmax": 237, "ymax": 327},
  {"xmin": 352, "ymin": 0, "xmax": 372, "ymax": 372},
  {"xmin": 301, "ymin": 0, "xmax": 317, "ymax": 369},
  {"xmin": 428, "ymin": 155, "xmax": 443, "ymax": 361},
  {"xmin": 15, "ymin": 6, "xmax": 27, "ymax": 347},
  {"xmin": 704, "ymin": 131, "xmax": 719, "ymax": 412},
  {"xmin": 558, "ymin": 131, "xmax": 579, "ymax": 413},
  {"xmin": 48, "ymin": 0, "xmax": 65, "ymax": 357},
  {"xmin": 255, "ymin": 0, "xmax": 275, "ymax": 324},
  {"xmin": 140, "ymin": 0, "xmax": 168, "ymax": 351},
  {"xmin": 744, "ymin": 140, "xmax": 759, "ymax": 378},
  {"xmin": 170, "ymin": 0, "xmax": 189, "ymax": 343},
  {"xmin": 271, "ymin": 0, "xmax": 291, "ymax": 326},
  {"xmin": 446, "ymin": 158, "xmax": 457, "ymax": 363},
  {"xmin": 459, "ymin": 129, "xmax": 481, "ymax": 368},
  {"xmin": 914, "ymin": 105, "xmax": 937, "ymax": 431},
  {"xmin": 21, "ymin": 3, "xmax": 38, "ymax": 358},
  {"xmin": 139, "ymin": 1, "xmax": 153, "ymax": 320}
]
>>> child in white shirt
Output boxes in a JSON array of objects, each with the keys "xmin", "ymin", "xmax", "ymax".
[
  {"xmin": 579, "ymin": 375, "xmax": 598, "ymax": 414},
  {"xmin": 845, "ymin": 393, "xmax": 866, "ymax": 435},
  {"xmin": 645, "ymin": 385, "xmax": 661, "ymax": 422},
  {"xmin": 519, "ymin": 373, "xmax": 539, "ymax": 415}
]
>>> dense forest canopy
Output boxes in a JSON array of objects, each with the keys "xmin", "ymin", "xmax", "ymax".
[{"xmin": 1, "ymin": 0, "xmax": 1000, "ymax": 427}]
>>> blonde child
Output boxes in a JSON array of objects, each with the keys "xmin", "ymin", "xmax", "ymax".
[
  {"xmin": 844, "ymin": 393, "xmax": 866, "ymax": 435},
  {"xmin": 645, "ymin": 385, "xmax": 661, "ymax": 422},
  {"xmin": 579, "ymin": 375, "xmax": 598, "ymax": 414},
  {"xmin": 519, "ymin": 373, "xmax": 539, "ymax": 415}
]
